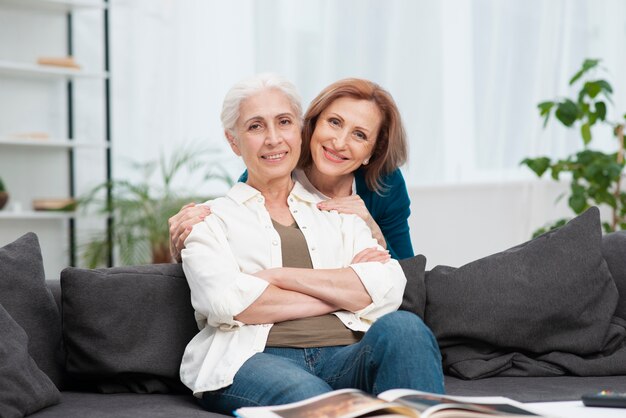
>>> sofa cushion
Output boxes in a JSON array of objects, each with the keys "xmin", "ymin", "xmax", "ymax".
[
  {"xmin": 0, "ymin": 233, "xmax": 64, "ymax": 387},
  {"xmin": 27, "ymin": 391, "xmax": 224, "ymax": 418},
  {"xmin": 425, "ymin": 207, "xmax": 624, "ymax": 379},
  {"xmin": 0, "ymin": 303, "xmax": 61, "ymax": 417},
  {"xmin": 61, "ymin": 263, "xmax": 199, "ymax": 393},
  {"xmin": 398, "ymin": 254, "xmax": 427, "ymax": 319},
  {"xmin": 601, "ymin": 231, "xmax": 626, "ymax": 321}
]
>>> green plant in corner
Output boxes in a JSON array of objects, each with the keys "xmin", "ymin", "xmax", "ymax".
[
  {"xmin": 521, "ymin": 59, "xmax": 626, "ymax": 236},
  {"xmin": 79, "ymin": 143, "xmax": 234, "ymax": 268},
  {"xmin": 0, "ymin": 176, "xmax": 8, "ymax": 210}
]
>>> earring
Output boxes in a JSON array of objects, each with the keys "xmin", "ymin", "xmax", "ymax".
[{"xmin": 363, "ymin": 158, "xmax": 370, "ymax": 165}]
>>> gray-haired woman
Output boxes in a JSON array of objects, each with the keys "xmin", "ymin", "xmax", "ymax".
[{"xmin": 179, "ymin": 73, "xmax": 443, "ymax": 416}]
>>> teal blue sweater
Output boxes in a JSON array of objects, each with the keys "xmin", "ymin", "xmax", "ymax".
[{"xmin": 239, "ymin": 168, "xmax": 414, "ymax": 260}]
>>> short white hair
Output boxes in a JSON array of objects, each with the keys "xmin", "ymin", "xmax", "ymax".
[{"xmin": 220, "ymin": 73, "xmax": 303, "ymax": 135}]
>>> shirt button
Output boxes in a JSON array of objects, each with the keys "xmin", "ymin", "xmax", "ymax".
[
  {"xmin": 310, "ymin": 247, "xmax": 316, "ymax": 251},
  {"xmin": 289, "ymin": 198, "xmax": 294, "ymax": 202},
  {"xmin": 301, "ymin": 226, "xmax": 307, "ymax": 229},
  {"xmin": 292, "ymin": 209, "xmax": 298, "ymax": 213},
  {"xmin": 272, "ymin": 240, "xmax": 278, "ymax": 246},
  {"xmin": 348, "ymin": 321, "xmax": 353, "ymax": 325},
  {"xmin": 257, "ymin": 197, "xmax": 263, "ymax": 203},
  {"xmin": 265, "ymin": 225, "xmax": 271, "ymax": 229}
]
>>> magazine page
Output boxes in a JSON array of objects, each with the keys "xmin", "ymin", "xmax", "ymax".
[
  {"xmin": 378, "ymin": 389, "xmax": 541, "ymax": 417},
  {"xmin": 235, "ymin": 388, "xmax": 418, "ymax": 418}
]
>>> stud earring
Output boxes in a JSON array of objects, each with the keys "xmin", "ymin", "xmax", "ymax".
[{"xmin": 363, "ymin": 158, "xmax": 370, "ymax": 165}]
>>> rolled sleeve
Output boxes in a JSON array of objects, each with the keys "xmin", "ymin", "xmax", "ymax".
[
  {"xmin": 182, "ymin": 218, "xmax": 269, "ymax": 328},
  {"xmin": 350, "ymin": 260, "xmax": 406, "ymax": 319},
  {"xmin": 344, "ymin": 214, "xmax": 407, "ymax": 321}
]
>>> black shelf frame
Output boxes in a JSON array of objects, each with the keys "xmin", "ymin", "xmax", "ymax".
[{"xmin": 65, "ymin": 0, "xmax": 112, "ymax": 266}]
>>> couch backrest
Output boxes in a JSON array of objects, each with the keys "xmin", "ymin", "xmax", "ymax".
[{"xmin": 46, "ymin": 231, "xmax": 626, "ymax": 393}]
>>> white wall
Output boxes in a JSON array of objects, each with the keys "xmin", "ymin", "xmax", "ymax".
[{"xmin": 409, "ymin": 180, "xmax": 573, "ymax": 269}]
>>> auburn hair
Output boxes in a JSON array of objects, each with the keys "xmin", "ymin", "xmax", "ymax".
[{"xmin": 298, "ymin": 78, "xmax": 407, "ymax": 193}]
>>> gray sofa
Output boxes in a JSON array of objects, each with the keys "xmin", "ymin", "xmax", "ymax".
[{"xmin": 1, "ymin": 207, "xmax": 625, "ymax": 418}]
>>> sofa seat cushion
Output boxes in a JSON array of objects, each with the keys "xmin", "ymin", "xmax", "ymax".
[
  {"xmin": 445, "ymin": 375, "xmax": 626, "ymax": 402},
  {"xmin": 61, "ymin": 264, "xmax": 199, "ymax": 393},
  {"xmin": 27, "ymin": 392, "xmax": 227, "ymax": 418}
]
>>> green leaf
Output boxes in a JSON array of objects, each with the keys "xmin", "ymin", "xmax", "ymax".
[
  {"xmin": 595, "ymin": 101, "xmax": 607, "ymax": 121},
  {"xmin": 581, "ymin": 123, "xmax": 592, "ymax": 145},
  {"xmin": 520, "ymin": 157, "xmax": 551, "ymax": 177},
  {"xmin": 555, "ymin": 99, "xmax": 579, "ymax": 127},
  {"xmin": 584, "ymin": 81, "xmax": 602, "ymax": 98},
  {"xmin": 550, "ymin": 162, "xmax": 564, "ymax": 180},
  {"xmin": 538, "ymin": 101, "xmax": 554, "ymax": 115},
  {"xmin": 569, "ymin": 59, "xmax": 600, "ymax": 85},
  {"xmin": 537, "ymin": 101, "xmax": 554, "ymax": 127},
  {"xmin": 597, "ymin": 79, "xmax": 613, "ymax": 94},
  {"xmin": 569, "ymin": 183, "xmax": 587, "ymax": 214}
]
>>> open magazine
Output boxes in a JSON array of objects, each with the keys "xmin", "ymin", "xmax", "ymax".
[{"xmin": 234, "ymin": 388, "xmax": 544, "ymax": 418}]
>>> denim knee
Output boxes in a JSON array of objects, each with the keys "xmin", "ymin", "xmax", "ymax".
[{"xmin": 369, "ymin": 311, "xmax": 440, "ymax": 353}]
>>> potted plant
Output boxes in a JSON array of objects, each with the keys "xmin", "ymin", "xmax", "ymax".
[
  {"xmin": 79, "ymin": 143, "xmax": 234, "ymax": 267},
  {"xmin": 0, "ymin": 176, "xmax": 8, "ymax": 210},
  {"xmin": 521, "ymin": 59, "xmax": 626, "ymax": 236}
]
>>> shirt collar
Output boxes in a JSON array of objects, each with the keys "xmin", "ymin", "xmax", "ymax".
[
  {"xmin": 293, "ymin": 168, "xmax": 357, "ymax": 200},
  {"xmin": 226, "ymin": 181, "xmax": 261, "ymax": 204},
  {"xmin": 225, "ymin": 170, "xmax": 322, "ymax": 205}
]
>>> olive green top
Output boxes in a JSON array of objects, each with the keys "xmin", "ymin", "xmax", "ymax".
[{"xmin": 265, "ymin": 219, "xmax": 362, "ymax": 347}]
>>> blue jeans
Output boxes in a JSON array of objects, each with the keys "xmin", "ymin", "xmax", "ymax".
[{"xmin": 199, "ymin": 311, "xmax": 444, "ymax": 415}]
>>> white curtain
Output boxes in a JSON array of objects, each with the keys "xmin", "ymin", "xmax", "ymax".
[{"xmin": 109, "ymin": 0, "xmax": 626, "ymax": 192}]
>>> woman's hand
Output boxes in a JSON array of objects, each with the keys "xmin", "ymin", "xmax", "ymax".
[
  {"xmin": 168, "ymin": 203, "xmax": 211, "ymax": 262},
  {"xmin": 317, "ymin": 196, "xmax": 387, "ymax": 249},
  {"xmin": 351, "ymin": 247, "xmax": 391, "ymax": 264}
]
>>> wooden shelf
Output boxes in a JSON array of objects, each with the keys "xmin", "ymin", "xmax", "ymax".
[
  {"xmin": 0, "ymin": 210, "xmax": 75, "ymax": 220},
  {"xmin": 0, "ymin": 0, "xmax": 106, "ymax": 13},
  {"xmin": 0, "ymin": 136, "xmax": 109, "ymax": 149},
  {"xmin": 0, "ymin": 59, "xmax": 108, "ymax": 79}
]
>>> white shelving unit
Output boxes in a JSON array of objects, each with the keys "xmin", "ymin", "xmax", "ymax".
[
  {"xmin": 0, "ymin": 0, "xmax": 106, "ymax": 12},
  {"xmin": 0, "ymin": 0, "xmax": 111, "ymax": 276}
]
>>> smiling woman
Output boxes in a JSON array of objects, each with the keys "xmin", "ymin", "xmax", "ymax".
[
  {"xmin": 169, "ymin": 78, "xmax": 414, "ymax": 261},
  {"xmin": 178, "ymin": 73, "xmax": 444, "ymax": 415},
  {"xmin": 225, "ymin": 89, "xmax": 302, "ymax": 199}
]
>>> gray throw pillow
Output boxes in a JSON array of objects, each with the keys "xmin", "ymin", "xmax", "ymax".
[
  {"xmin": 398, "ymin": 254, "xmax": 427, "ymax": 319},
  {"xmin": 425, "ymin": 206, "xmax": 618, "ymax": 355},
  {"xmin": 0, "ymin": 233, "xmax": 63, "ymax": 387},
  {"xmin": 602, "ymin": 231, "xmax": 626, "ymax": 321},
  {"xmin": 61, "ymin": 263, "xmax": 198, "ymax": 393},
  {"xmin": 0, "ymin": 303, "xmax": 60, "ymax": 417}
]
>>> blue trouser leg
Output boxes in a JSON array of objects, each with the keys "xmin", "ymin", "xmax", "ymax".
[
  {"xmin": 316, "ymin": 311, "xmax": 444, "ymax": 395},
  {"xmin": 199, "ymin": 350, "xmax": 332, "ymax": 415},
  {"xmin": 199, "ymin": 311, "xmax": 444, "ymax": 415}
]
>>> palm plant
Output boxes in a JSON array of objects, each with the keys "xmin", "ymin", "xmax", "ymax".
[{"xmin": 80, "ymin": 143, "xmax": 234, "ymax": 267}]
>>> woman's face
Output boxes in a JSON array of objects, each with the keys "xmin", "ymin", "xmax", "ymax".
[
  {"xmin": 309, "ymin": 97, "xmax": 382, "ymax": 178},
  {"xmin": 227, "ymin": 88, "xmax": 301, "ymax": 186}
]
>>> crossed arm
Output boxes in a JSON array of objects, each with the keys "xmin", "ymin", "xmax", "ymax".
[
  {"xmin": 237, "ymin": 247, "xmax": 389, "ymax": 324},
  {"xmin": 181, "ymin": 215, "xmax": 393, "ymax": 327}
]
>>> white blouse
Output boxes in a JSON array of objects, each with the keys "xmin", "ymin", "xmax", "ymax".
[{"xmin": 180, "ymin": 172, "xmax": 407, "ymax": 396}]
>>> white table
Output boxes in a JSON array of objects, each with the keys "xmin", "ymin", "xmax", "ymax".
[{"xmin": 525, "ymin": 401, "xmax": 626, "ymax": 418}]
